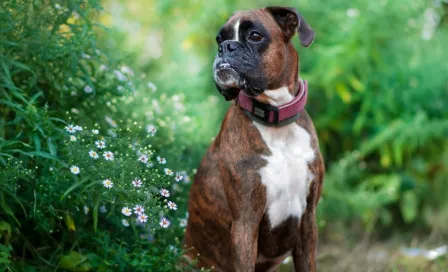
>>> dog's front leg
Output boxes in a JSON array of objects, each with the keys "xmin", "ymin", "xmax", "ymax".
[
  {"xmin": 230, "ymin": 220, "xmax": 260, "ymax": 271},
  {"xmin": 220, "ymin": 162, "xmax": 266, "ymax": 272}
]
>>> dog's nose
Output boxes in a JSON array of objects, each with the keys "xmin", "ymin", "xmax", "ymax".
[{"xmin": 219, "ymin": 41, "xmax": 239, "ymax": 55}]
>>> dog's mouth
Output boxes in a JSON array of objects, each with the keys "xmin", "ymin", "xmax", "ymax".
[{"xmin": 214, "ymin": 62, "xmax": 264, "ymax": 100}]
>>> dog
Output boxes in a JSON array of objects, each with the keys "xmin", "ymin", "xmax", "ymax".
[{"xmin": 184, "ymin": 6, "xmax": 325, "ymax": 272}]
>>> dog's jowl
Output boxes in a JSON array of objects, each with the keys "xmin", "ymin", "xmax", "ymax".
[{"xmin": 184, "ymin": 6, "xmax": 325, "ymax": 272}]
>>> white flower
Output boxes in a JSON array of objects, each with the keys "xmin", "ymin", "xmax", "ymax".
[
  {"xmin": 92, "ymin": 129, "xmax": 99, "ymax": 134},
  {"xmin": 84, "ymin": 85, "xmax": 93, "ymax": 93},
  {"xmin": 164, "ymin": 168, "xmax": 173, "ymax": 176},
  {"xmin": 137, "ymin": 213, "xmax": 148, "ymax": 223},
  {"xmin": 65, "ymin": 124, "xmax": 77, "ymax": 134},
  {"xmin": 89, "ymin": 150, "xmax": 99, "ymax": 159},
  {"xmin": 146, "ymin": 124, "xmax": 157, "ymax": 136},
  {"xmin": 167, "ymin": 201, "xmax": 177, "ymax": 211},
  {"xmin": 133, "ymin": 205, "xmax": 145, "ymax": 215},
  {"xmin": 55, "ymin": 4, "xmax": 61, "ymax": 10},
  {"xmin": 95, "ymin": 140, "xmax": 106, "ymax": 149},
  {"xmin": 169, "ymin": 245, "xmax": 178, "ymax": 253},
  {"xmin": 49, "ymin": 167, "xmax": 54, "ymax": 172},
  {"xmin": 74, "ymin": 125, "xmax": 83, "ymax": 131},
  {"xmin": 179, "ymin": 218, "xmax": 187, "ymax": 228},
  {"xmin": 157, "ymin": 156, "xmax": 166, "ymax": 164},
  {"xmin": 138, "ymin": 154, "xmax": 148, "ymax": 164},
  {"xmin": 122, "ymin": 219, "xmax": 130, "ymax": 227},
  {"xmin": 103, "ymin": 151, "xmax": 114, "ymax": 161},
  {"xmin": 159, "ymin": 217, "xmax": 170, "ymax": 228},
  {"xmin": 114, "ymin": 70, "xmax": 127, "ymax": 82},
  {"xmin": 147, "ymin": 82, "xmax": 157, "ymax": 92},
  {"xmin": 132, "ymin": 179, "xmax": 143, "ymax": 187},
  {"xmin": 103, "ymin": 179, "xmax": 113, "ymax": 188},
  {"xmin": 121, "ymin": 207, "xmax": 132, "ymax": 216},
  {"xmin": 70, "ymin": 165, "xmax": 80, "ymax": 175},
  {"xmin": 120, "ymin": 65, "xmax": 134, "ymax": 76},
  {"xmin": 99, "ymin": 64, "xmax": 107, "ymax": 71},
  {"xmin": 83, "ymin": 206, "xmax": 89, "ymax": 215},
  {"xmin": 70, "ymin": 135, "xmax": 77, "ymax": 142},
  {"xmin": 160, "ymin": 189, "xmax": 170, "ymax": 198},
  {"xmin": 99, "ymin": 205, "xmax": 107, "ymax": 213},
  {"xmin": 175, "ymin": 173, "xmax": 183, "ymax": 182},
  {"xmin": 117, "ymin": 86, "xmax": 125, "ymax": 92}
]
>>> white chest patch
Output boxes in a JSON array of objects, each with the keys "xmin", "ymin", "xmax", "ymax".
[{"xmin": 254, "ymin": 121, "xmax": 315, "ymax": 229}]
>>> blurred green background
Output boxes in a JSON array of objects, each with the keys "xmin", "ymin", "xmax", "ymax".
[
  {"xmin": 99, "ymin": 0, "xmax": 448, "ymax": 269},
  {"xmin": 1, "ymin": 0, "xmax": 447, "ymax": 271}
]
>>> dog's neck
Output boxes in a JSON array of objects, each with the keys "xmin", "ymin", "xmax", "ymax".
[{"xmin": 254, "ymin": 79, "xmax": 301, "ymax": 107}]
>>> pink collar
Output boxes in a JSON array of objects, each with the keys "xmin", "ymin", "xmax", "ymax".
[{"xmin": 236, "ymin": 80, "xmax": 308, "ymax": 126}]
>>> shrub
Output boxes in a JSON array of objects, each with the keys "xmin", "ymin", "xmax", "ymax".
[{"xmin": 0, "ymin": 1, "xmax": 195, "ymax": 270}]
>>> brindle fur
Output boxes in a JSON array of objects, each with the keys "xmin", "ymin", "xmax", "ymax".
[{"xmin": 184, "ymin": 7, "xmax": 324, "ymax": 272}]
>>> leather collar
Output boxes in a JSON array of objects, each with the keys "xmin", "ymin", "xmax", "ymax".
[{"xmin": 236, "ymin": 80, "xmax": 308, "ymax": 127}]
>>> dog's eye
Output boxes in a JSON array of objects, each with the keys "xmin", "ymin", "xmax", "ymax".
[
  {"xmin": 216, "ymin": 36, "xmax": 223, "ymax": 44},
  {"xmin": 248, "ymin": 31, "xmax": 263, "ymax": 42}
]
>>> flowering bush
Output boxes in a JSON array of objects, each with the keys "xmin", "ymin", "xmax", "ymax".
[{"xmin": 0, "ymin": 1, "xmax": 197, "ymax": 270}]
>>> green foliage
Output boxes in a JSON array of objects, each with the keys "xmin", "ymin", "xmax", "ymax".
[
  {"xmin": 1, "ymin": 0, "xmax": 447, "ymax": 270},
  {"xmin": 102, "ymin": 0, "xmax": 448, "ymax": 237},
  {"xmin": 1, "ymin": 0, "xmax": 195, "ymax": 270}
]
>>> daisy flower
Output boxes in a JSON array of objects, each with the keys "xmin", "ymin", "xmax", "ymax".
[
  {"xmin": 132, "ymin": 179, "xmax": 143, "ymax": 187},
  {"xmin": 74, "ymin": 125, "xmax": 83, "ymax": 131},
  {"xmin": 65, "ymin": 124, "xmax": 76, "ymax": 134},
  {"xmin": 157, "ymin": 156, "xmax": 167, "ymax": 164},
  {"xmin": 159, "ymin": 217, "xmax": 170, "ymax": 228},
  {"xmin": 55, "ymin": 4, "xmax": 61, "ymax": 10},
  {"xmin": 164, "ymin": 168, "xmax": 173, "ymax": 176},
  {"xmin": 121, "ymin": 207, "xmax": 132, "ymax": 216},
  {"xmin": 99, "ymin": 64, "xmax": 107, "ymax": 71},
  {"xmin": 138, "ymin": 154, "xmax": 148, "ymax": 164},
  {"xmin": 70, "ymin": 165, "xmax": 80, "ymax": 175},
  {"xmin": 83, "ymin": 206, "xmax": 89, "ymax": 215},
  {"xmin": 179, "ymin": 218, "xmax": 187, "ymax": 228},
  {"xmin": 99, "ymin": 205, "xmax": 107, "ymax": 213},
  {"xmin": 160, "ymin": 189, "xmax": 170, "ymax": 198},
  {"xmin": 95, "ymin": 140, "xmax": 106, "ymax": 149},
  {"xmin": 167, "ymin": 201, "xmax": 177, "ymax": 211},
  {"xmin": 137, "ymin": 213, "xmax": 148, "ymax": 223},
  {"xmin": 92, "ymin": 129, "xmax": 99, "ymax": 134},
  {"xmin": 122, "ymin": 219, "xmax": 130, "ymax": 227},
  {"xmin": 103, "ymin": 179, "xmax": 113, "ymax": 188},
  {"xmin": 133, "ymin": 205, "xmax": 145, "ymax": 215},
  {"xmin": 89, "ymin": 150, "xmax": 99, "ymax": 159},
  {"xmin": 70, "ymin": 135, "xmax": 77, "ymax": 142},
  {"xmin": 146, "ymin": 125, "xmax": 157, "ymax": 136},
  {"xmin": 175, "ymin": 173, "xmax": 184, "ymax": 182},
  {"xmin": 103, "ymin": 151, "xmax": 114, "ymax": 161},
  {"xmin": 84, "ymin": 85, "xmax": 93, "ymax": 93}
]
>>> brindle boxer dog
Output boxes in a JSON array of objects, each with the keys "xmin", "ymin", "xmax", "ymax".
[{"xmin": 184, "ymin": 6, "xmax": 325, "ymax": 272}]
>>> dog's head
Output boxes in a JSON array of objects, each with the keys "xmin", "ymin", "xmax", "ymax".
[{"xmin": 213, "ymin": 6, "xmax": 315, "ymax": 101}]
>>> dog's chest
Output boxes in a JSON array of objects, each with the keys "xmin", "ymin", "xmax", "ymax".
[{"xmin": 254, "ymin": 122, "xmax": 315, "ymax": 229}]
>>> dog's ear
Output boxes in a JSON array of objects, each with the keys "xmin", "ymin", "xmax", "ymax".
[{"xmin": 266, "ymin": 6, "xmax": 315, "ymax": 47}]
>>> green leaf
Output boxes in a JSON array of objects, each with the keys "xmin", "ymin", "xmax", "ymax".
[
  {"xmin": 0, "ymin": 221, "xmax": 12, "ymax": 244},
  {"xmin": 93, "ymin": 197, "xmax": 101, "ymax": 233},
  {"xmin": 61, "ymin": 177, "xmax": 90, "ymax": 200},
  {"xmin": 58, "ymin": 251, "xmax": 92, "ymax": 271}
]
